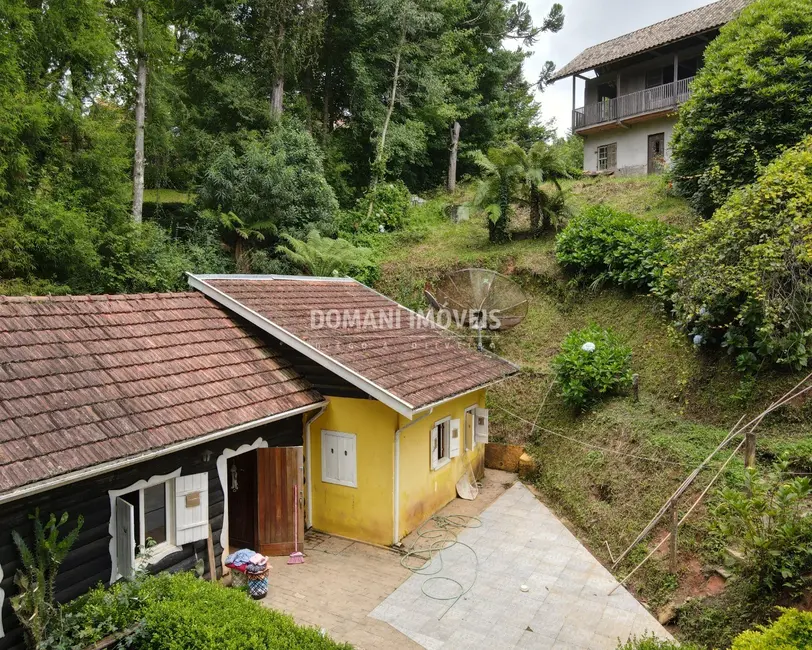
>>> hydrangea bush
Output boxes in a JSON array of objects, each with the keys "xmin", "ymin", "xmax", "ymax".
[{"xmin": 552, "ymin": 324, "xmax": 633, "ymax": 411}]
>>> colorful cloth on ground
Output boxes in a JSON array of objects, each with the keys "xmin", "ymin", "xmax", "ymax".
[{"xmin": 225, "ymin": 548, "xmax": 254, "ymax": 567}]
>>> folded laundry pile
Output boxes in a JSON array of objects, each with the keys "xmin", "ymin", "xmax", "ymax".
[{"xmin": 225, "ymin": 549, "xmax": 268, "ymax": 574}]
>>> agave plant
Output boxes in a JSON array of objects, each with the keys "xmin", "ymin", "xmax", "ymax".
[{"xmin": 11, "ymin": 510, "xmax": 84, "ymax": 646}]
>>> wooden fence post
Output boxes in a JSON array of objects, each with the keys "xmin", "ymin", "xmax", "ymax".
[
  {"xmin": 669, "ymin": 499, "xmax": 678, "ymax": 574},
  {"xmin": 744, "ymin": 429, "xmax": 756, "ymax": 469}
]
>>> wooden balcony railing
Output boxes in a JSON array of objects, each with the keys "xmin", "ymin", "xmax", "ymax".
[{"xmin": 573, "ymin": 76, "xmax": 695, "ymax": 130}]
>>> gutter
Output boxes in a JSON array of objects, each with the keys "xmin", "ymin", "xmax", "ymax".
[
  {"xmin": 304, "ymin": 402, "xmax": 329, "ymax": 528},
  {"xmin": 0, "ymin": 401, "xmax": 327, "ymax": 506},
  {"xmin": 393, "ymin": 407, "xmax": 434, "ymax": 545}
]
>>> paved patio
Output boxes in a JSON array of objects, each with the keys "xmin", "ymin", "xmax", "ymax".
[{"xmin": 370, "ymin": 482, "xmax": 672, "ymax": 650}]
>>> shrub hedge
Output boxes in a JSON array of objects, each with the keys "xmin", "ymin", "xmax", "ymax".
[
  {"xmin": 659, "ymin": 136, "xmax": 812, "ymax": 369},
  {"xmin": 731, "ymin": 608, "xmax": 812, "ymax": 650},
  {"xmin": 45, "ymin": 572, "xmax": 350, "ymax": 650},
  {"xmin": 555, "ymin": 205, "xmax": 676, "ymax": 290}
]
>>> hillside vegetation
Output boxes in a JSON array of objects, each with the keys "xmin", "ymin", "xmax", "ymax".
[{"xmin": 372, "ymin": 174, "xmax": 812, "ymax": 644}]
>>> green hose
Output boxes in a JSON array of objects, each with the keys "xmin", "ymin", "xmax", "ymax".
[{"xmin": 399, "ymin": 514, "xmax": 482, "ymax": 615}]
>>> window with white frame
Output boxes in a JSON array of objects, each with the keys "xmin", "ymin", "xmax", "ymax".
[
  {"xmin": 322, "ymin": 430, "xmax": 357, "ymax": 488},
  {"xmin": 431, "ymin": 417, "xmax": 451, "ymax": 470},
  {"xmin": 597, "ymin": 143, "xmax": 617, "ymax": 171},
  {"xmin": 110, "ymin": 470, "xmax": 209, "ymax": 582}
]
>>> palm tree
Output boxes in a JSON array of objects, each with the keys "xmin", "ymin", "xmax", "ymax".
[
  {"xmin": 524, "ymin": 141, "xmax": 570, "ymax": 234},
  {"xmin": 469, "ymin": 143, "xmax": 526, "ymax": 243}
]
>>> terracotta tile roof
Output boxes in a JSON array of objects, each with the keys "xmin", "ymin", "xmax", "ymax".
[
  {"xmin": 189, "ymin": 275, "xmax": 519, "ymax": 416},
  {"xmin": 0, "ymin": 293, "xmax": 322, "ymax": 497},
  {"xmin": 551, "ymin": 0, "xmax": 751, "ymax": 81}
]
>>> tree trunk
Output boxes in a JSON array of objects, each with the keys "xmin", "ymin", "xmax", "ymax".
[
  {"xmin": 131, "ymin": 5, "xmax": 147, "ymax": 224},
  {"xmin": 530, "ymin": 182, "xmax": 541, "ymax": 233},
  {"xmin": 367, "ymin": 25, "xmax": 405, "ymax": 218},
  {"xmin": 234, "ymin": 239, "xmax": 250, "ymax": 273},
  {"xmin": 322, "ymin": 65, "xmax": 331, "ymax": 133},
  {"xmin": 270, "ymin": 23, "xmax": 285, "ymax": 120},
  {"xmin": 447, "ymin": 121, "xmax": 460, "ymax": 193},
  {"xmin": 270, "ymin": 76, "xmax": 284, "ymax": 119}
]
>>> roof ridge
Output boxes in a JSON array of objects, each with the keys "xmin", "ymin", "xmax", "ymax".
[
  {"xmin": 0, "ymin": 291, "xmax": 200, "ymax": 304},
  {"xmin": 585, "ymin": 0, "xmax": 733, "ymax": 52}
]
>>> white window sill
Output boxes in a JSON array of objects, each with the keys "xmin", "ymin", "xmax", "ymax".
[
  {"xmin": 432, "ymin": 457, "xmax": 451, "ymax": 472},
  {"xmin": 136, "ymin": 543, "xmax": 182, "ymax": 569}
]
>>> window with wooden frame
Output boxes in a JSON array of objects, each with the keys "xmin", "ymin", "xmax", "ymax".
[
  {"xmin": 597, "ymin": 143, "xmax": 617, "ymax": 171},
  {"xmin": 431, "ymin": 417, "xmax": 452, "ymax": 470}
]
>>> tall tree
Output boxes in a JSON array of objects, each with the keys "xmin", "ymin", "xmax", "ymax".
[
  {"xmin": 132, "ymin": 3, "xmax": 147, "ymax": 222},
  {"xmin": 249, "ymin": 0, "xmax": 326, "ymax": 120}
]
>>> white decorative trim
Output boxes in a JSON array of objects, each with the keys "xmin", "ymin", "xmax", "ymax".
[
  {"xmin": 216, "ymin": 437, "xmax": 268, "ymax": 572},
  {"xmin": 0, "ymin": 402, "xmax": 326, "ymax": 506},
  {"xmin": 305, "ymin": 405, "xmax": 328, "ymax": 528},
  {"xmin": 191, "ymin": 273, "xmax": 354, "ymax": 282},
  {"xmin": 0, "ymin": 557, "xmax": 4, "ymax": 639},
  {"xmin": 108, "ymin": 469, "xmax": 182, "ymax": 584}
]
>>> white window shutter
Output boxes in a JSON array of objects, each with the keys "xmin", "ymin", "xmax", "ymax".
[
  {"xmin": 449, "ymin": 419, "xmax": 461, "ymax": 458},
  {"xmin": 475, "ymin": 408, "xmax": 489, "ymax": 445},
  {"xmin": 174, "ymin": 473, "xmax": 209, "ymax": 545},
  {"xmin": 430, "ymin": 425, "xmax": 439, "ymax": 469},
  {"xmin": 115, "ymin": 497, "xmax": 135, "ymax": 579}
]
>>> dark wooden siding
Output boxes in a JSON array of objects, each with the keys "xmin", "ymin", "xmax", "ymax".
[
  {"xmin": 261, "ymin": 336, "xmax": 372, "ymax": 400},
  {"xmin": 0, "ymin": 417, "xmax": 302, "ymax": 650}
]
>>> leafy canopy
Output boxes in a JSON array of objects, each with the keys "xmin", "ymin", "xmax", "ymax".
[
  {"xmin": 660, "ymin": 136, "xmax": 812, "ymax": 369},
  {"xmin": 671, "ymin": 0, "xmax": 812, "ymax": 215}
]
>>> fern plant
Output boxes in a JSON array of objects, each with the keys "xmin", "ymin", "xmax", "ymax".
[
  {"xmin": 276, "ymin": 230, "xmax": 376, "ymax": 281},
  {"xmin": 11, "ymin": 510, "xmax": 84, "ymax": 647}
]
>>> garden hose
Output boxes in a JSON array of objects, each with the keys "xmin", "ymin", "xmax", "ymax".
[{"xmin": 399, "ymin": 514, "xmax": 482, "ymax": 616}]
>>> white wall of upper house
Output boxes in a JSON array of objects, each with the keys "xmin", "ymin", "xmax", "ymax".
[
  {"xmin": 582, "ymin": 116, "xmax": 677, "ymax": 176},
  {"xmin": 582, "ymin": 43, "xmax": 707, "ymax": 108}
]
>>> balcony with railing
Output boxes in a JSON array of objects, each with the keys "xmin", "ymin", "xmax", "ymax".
[{"xmin": 573, "ymin": 77, "xmax": 695, "ymax": 132}]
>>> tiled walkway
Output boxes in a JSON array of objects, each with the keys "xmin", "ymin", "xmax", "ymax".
[{"xmin": 370, "ymin": 482, "xmax": 672, "ymax": 650}]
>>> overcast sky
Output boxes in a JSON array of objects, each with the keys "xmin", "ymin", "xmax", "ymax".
[{"xmin": 525, "ymin": 0, "xmax": 714, "ymax": 136}]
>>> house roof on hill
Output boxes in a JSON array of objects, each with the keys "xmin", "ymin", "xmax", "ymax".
[
  {"xmin": 0, "ymin": 292, "xmax": 323, "ymax": 501},
  {"xmin": 550, "ymin": 0, "xmax": 751, "ymax": 81},
  {"xmin": 188, "ymin": 274, "xmax": 519, "ymax": 418}
]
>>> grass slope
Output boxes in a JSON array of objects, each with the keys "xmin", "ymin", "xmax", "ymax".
[{"xmin": 372, "ymin": 175, "xmax": 812, "ymax": 640}]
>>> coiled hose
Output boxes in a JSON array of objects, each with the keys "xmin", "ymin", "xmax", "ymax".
[{"xmin": 399, "ymin": 514, "xmax": 482, "ymax": 615}]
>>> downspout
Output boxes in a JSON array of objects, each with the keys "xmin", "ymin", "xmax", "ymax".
[
  {"xmin": 393, "ymin": 407, "xmax": 434, "ymax": 545},
  {"xmin": 305, "ymin": 403, "xmax": 328, "ymax": 529}
]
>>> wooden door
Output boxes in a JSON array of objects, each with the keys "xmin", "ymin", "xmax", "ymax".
[
  {"xmin": 227, "ymin": 453, "xmax": 256, "ymax": 549},
  {"xmin": 256, "ymin": 446, "xmax": 304, "ymax": 556},
  {"xmin": 648, "ymin": 133, "xmax": 665, "ymax": 174}
]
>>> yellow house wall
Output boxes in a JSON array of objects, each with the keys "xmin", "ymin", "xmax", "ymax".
[
  {"xmin": 309, "ymin": 396, "xmax": 397, "ymax": 546},
  {"xmin": 397, "ymin": 390, "xmax": 486, "ymax": 540}
]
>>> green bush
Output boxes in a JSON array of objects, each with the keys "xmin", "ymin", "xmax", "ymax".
[
  {"xmin": 732, "ymin": 608, "xmax": 812, "ymax": 649},
  {"xmin": 677, "ymin": 579, "xmax": 771, "ymax": 649},
  {"xmin": 671, "ymin": 0, "xmax": 812, "ymax": 215},
  {"xmin": 552, "ymin": 324, "xmax": 633, "ymax": 410},
  {"xmin": 338, "ymin": 181, "xmax": 412, "ymax": 235},
  {"xmin": 46, "ymin": 572, "xmax": 350, "ymax": 650},
  {"xmin": 659, "ymin": 136, "xmax": 812, "ymax": 369},
  {"xmin": 710, "ymin": 459, "xmax": 812, "ymax": 593},
  {"xmin": 615, "ymin": 635, "xmax": 700, "ymax": 650},
  {"xmin": 555, "ymin": 205, "xmax": 676, "ymax": 290}
]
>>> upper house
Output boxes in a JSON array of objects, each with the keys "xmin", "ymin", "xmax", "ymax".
[{"xmin": 551, "ymin": 0, "xmax": 751, "ymax": 175}]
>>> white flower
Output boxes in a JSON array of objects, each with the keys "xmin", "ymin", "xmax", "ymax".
[
  {"xmin": 693, "ymin": 334, "xmax": 704, "ymax": 346},
  {"xmin": 581, "ymin": 342, "xmax": 596, "ymax": 352},
  {"xmin": 378, "ymin": 224, "xmax": 386, "ymax": 233}
]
